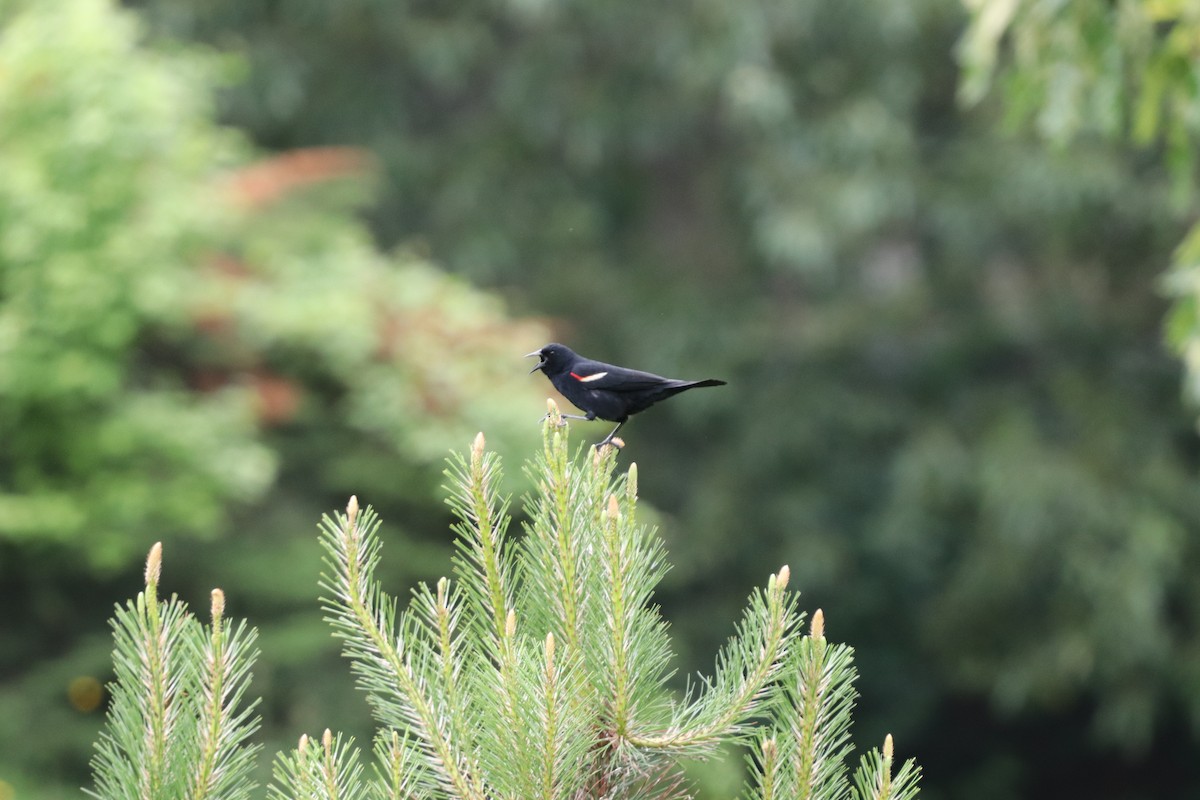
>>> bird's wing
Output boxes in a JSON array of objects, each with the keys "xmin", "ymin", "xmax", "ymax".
[{"xmin": 563, "ymin": 360, "xmax": 675, "ymax": 392}]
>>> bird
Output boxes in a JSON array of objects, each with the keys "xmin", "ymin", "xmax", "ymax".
[{"xmin": 525, "ymin": 342, "xmax": 726, "ymax": 448}]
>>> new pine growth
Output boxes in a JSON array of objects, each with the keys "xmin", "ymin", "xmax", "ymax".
[{"xmin": 88, "ymin": 418, "xmax": 921, "ymax": 799}]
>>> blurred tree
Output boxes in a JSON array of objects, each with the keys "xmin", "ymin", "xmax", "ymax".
[
  {"xmin": 0, "ymin": 0, "xmax": 545, "ymax": 795},
  {"xmin": 959, "ymin": 0, "xmax": 1200, "ymax": 406}
]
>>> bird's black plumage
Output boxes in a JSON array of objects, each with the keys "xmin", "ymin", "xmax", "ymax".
[{"xmin": 526, "ymin": 343, "xmax": 726, "ymax": 447}]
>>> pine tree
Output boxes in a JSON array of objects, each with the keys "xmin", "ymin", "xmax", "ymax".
[{"xmin": 89, "ymin": 406, "xmax": 921, "ymax": 799}]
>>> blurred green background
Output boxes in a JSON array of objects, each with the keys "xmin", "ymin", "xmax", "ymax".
[{"xmin": 4, "ymin": 0, "xmax": 1200, "ymax": 797}]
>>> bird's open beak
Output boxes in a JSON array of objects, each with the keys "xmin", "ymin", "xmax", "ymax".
[{"xmin": 525, "ymin": 350, "xmax": 545, "ymax": 374}]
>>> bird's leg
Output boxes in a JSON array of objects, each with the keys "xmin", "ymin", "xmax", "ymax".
[{"xmin": 595, "ymin": 421, "xmax": 625, "ymax": 449}]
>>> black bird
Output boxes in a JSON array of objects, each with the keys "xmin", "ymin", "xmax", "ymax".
[{"xmin": 526, "ymin": 343, "xmax": 726, "ymax": 447}]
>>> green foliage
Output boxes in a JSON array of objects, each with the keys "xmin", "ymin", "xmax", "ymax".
[
  {"xmin": 958, "ymin": 0, "xmax": 1200, "ymax": 407},
  {"xmin": 267, "ymin": 731, "xmax": 369, "ymax": 800},
  {"xmin": 958, "ymin": 0, "xmax": 1200, "ymax": 170},
  {"xmin": 137, "ymin": 0, "xmax": 919, "ymax": 288},
  {"xmin": 90, "ymin": 425, "xmax": 921, "ymax": 799},
  {"xmin": 850, "ymin": 740, "xmax": 921, "ymax": 800},
  {"xmin": 90, "ymin": 546, "xmax": 261, "ymax": 800},
  {"xmin": 318, "ymin": 415, "xmax": 807, "ymax": 797},
  {"xmin": 0, "ymin": 0, "xmax": 270, "ymax": 566},
  {"xmin": 954, "ymin": 8, "xmax": 1200, "ymax": 765},
  {"xmin": 0, "ymin": 0, "xmax": 546, "ymax": 569},
  {"xmin": 0, "ymin": 0, "xmax": 546, "ymax": 793},
  {"xmin": 746, "ymin": 614, "xmax": 855, "ymax": 800}
]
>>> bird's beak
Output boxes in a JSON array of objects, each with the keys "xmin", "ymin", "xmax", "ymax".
[{"xmin": 525, "ymin": 350, "xmax": 545, "ymax": 374}]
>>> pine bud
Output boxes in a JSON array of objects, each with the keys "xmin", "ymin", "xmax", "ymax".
[
  {"xmin": 145, "ymin": 542, "xmax": 162, "ymax": 587},
  {"xmin": 776, "ymin": 564, "xmax": 790, "ymax": 591},
  {"xmin": 811, "ymin": 608, "xmax": 825, "ymax": 640},
  {"xmin": 546, "ymin": 397, "xmax": 560, "ymax": 415},
  {"xmin": 505, "ymin": 609, "xmax": 517, "ymax": 638},
  {"xmin": 323, "ymin": 728, "xmax": 333, "ymax": 752},
  {"xmin": 545, "ymin": 632, "xmax": 556, "ymax": 670},
  {"xmin": 883, "ymin": 733, "xmax": 893, "ymax": 761},
  {"xmin": 607, "ymin": 494, "xmax": 620, "ymax": 520},
  {"xmin": 762, "ymin": 738, "xmax": 777, "ymax": 763},
  {"xmin": 471, "ymin": 432, "xmax": 485, "ymax": 464},
  {"xmin": 611, "ymin": 436, "xmax": 625, "ymax": 449},
  {"xmin": 347, "ymin": 495, "xmax": 359, "ymax": 525},
  {"xmin": 211, "ymin": 588, "xmax": 225, "ymax": 623},
  {"xmin": 298, "ymin": 734, "xmax": 309, "ymax": 754},
  {"xmin": 627, "ymin": 462, "xmax": 638, "ymax": 498}
]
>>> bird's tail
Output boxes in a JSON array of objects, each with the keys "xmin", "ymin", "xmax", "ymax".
[{"xmin": 669, "ymin": 378, "xmax": 726, "ymax": 394}]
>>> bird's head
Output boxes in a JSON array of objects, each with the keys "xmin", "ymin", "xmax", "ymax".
[{"xmin": 525, "ymin": 343, "xmax": 574, "ymax": 375}]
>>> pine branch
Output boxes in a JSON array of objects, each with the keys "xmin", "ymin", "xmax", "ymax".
[
  {"xmin": 786, "ymin": 610, "xmax": 857, "ymax": 800},
  {"xmin": 447, "ymin": 432, "xmax": 515, "ymax": 651},
  {"xmin": 535, "ymin": 634, "xmax": 566, "ymax": 798},
  {"xmin": 603, "ymin": 492, "xmax": 636, "ymax": 739},
  {"xmin": 90, "ymin": 543, "xmax": 187, "ymax": 800},
  {"xmin": 138, "ymin": 543, "xmax": 185, "ymax": 798},
  {"xmin": 418, "ymin": 575, "xmax": 488, "ymax": 786},
  {"xmin": 533, "ymin": 629, "xmax": 595, "ymax": 800},
  {"xmin": 89, "ymin": 544, "xmax": 260, "ymax": 800},
  {"xmin": 321, "ymin": 730, "xmax": 369, "ymax": 800},
  {"xmin": 269, "ymin": 730, "xmax": 369, "ymax": 800},
  {"xmin": 597, "ymin": 468, "xmax": 673, "ymax": 744},
  {"xmin": 850, "ymin": 735, "xmax": 921, "ymax": 800},
  {"xmin": 743, "ymin": 614, "xmax": 919, "ymax": 800},
  {"xmin": 517, "ymin": 402, "xmax": 601, "ymax": 654},
  {"xmin": 746, "ymin": 738, "xmax": 783, "ymax": 800},
  {"xmin": 371, "ymin": 729, "xmax": 436, "ymax": 800},
  {"xmin": 187, "ymin": 589, "xmax": 262, "ymax": 800},
  {"xmin": 319, "ymin": 497, "xmax": 487, "ymax": 800},
  {"xmin": 475, "ymin": 610, "xmax": 531, "ymax": 798},
  {"xmin": 628, "ymin": 566, "xmax": 800, "ymax": 755}
]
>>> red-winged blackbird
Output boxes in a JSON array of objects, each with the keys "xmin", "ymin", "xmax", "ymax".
[{"xmin": 526, "ymin": 343, "xmax": 726, "ymax": 447}]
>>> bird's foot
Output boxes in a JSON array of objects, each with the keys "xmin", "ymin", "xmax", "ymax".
[
  {"xmin": 594, "ymin": 435, "xmax": 625, "ymax": 451},
  {"xmin": 539, "ymin": 412, "xmax": 570, "ymax": 429}
]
